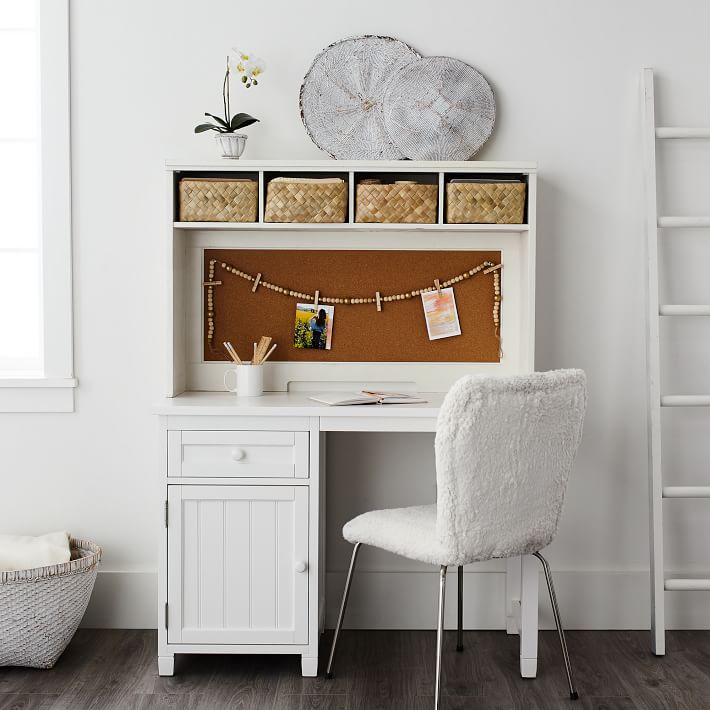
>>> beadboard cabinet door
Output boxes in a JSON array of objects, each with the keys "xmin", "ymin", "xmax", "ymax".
[{"xmin": 167, "ymin": 485, "xmax": 309, "ymax": 645}]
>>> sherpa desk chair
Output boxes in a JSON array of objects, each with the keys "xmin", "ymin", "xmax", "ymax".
[{"xmin": 326, "ymin": 370, "xmax": 587, "ymax": 709}]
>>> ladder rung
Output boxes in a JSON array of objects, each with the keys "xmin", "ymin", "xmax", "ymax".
[
  {"xmin": 661, "ymin": 395, "xmax": 710, "ymax": 407},
  {"xmin": 659, "ymin": 305, "xmax": 710, "ymax": 316},
  {"xmin": 658, "ymin": 216, "xmax": 710, "ymax": 228},
  {"xmin": 656, "ymin": 127, "xmax": 710, "ymax": 139},
  {"xmin": 663, "ymin": 486, "xmax": 710, "ymax": 498},
  {"xmin": 665, "ymin": 578, "xmax": 710, "ymax": 591}
]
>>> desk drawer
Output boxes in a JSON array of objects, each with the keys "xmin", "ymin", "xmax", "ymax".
[{"xmin": 169, "ymin": 431, "xmax": 309, "ymax": 478}]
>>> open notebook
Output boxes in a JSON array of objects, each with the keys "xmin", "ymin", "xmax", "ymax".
[{"xmin": 308, "ymin": 391, "xmax": 428, "ymax": 406}]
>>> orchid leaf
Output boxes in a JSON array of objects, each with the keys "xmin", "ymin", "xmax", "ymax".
[
  {"xmin": 204, "ymin": 112, "xmax": 230, "ymax": 128},
  {"xmin": 230, "ymin": 113, "xmax": 259, "ymax": 130},
  {"xmin": 194, "ymin": 123, "xmax": 220, "ymax": 133}
]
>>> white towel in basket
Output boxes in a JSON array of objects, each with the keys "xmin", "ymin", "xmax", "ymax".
[{"xmin": 0, "ymin": 531, "xmax": 71, "ymax": 572}]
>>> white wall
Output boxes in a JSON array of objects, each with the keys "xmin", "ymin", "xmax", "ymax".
[{"xmin": 3, "ymin": 0, "xmax": 710, "ymax": 630}]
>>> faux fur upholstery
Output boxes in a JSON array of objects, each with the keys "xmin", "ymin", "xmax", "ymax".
[{"xmin": 343, "ymin": 370, "xmax": 587, "ymax": 566}]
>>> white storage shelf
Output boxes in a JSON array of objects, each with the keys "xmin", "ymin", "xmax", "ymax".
[
  {"xmin": 166, "ymin": 159, "xmax": 537, "ymax": 396},
  {"xmin": 174, "ymin": 221, "xmax": 530, "ymax": 232},
  {"xmin": 170, "ymin": 159, "xmax": 533, "ymax": 232}
]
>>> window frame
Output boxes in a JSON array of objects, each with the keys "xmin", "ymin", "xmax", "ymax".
[{"xmin": 0, "ymin": 0, "xmax": 76, "ymax": 412}]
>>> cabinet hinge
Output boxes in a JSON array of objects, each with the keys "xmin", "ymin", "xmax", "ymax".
[
  {"xmin": 164, "ymin": 601, "xmax": 168, "ymax": 630},
  {"xmin": 164, "ymin": 500, "xmax": 168, "ymax": 528}
]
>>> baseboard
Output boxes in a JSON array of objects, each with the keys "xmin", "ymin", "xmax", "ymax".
[
  {"xmin": 326, "ymin": 569, "xmax": 710, "ymax": 630},
  {"xmin": 81, "ymin": 568, "xmax": 710, "ymax": 630}
]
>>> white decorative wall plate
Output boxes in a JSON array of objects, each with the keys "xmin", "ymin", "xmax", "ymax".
[
  {"xmin": 299, "ymin": 35, "xmax": 421, "ymax": 160},
  {"xmin": 383, "ymin": 56, "xmax": 496, "ymax": 161}
]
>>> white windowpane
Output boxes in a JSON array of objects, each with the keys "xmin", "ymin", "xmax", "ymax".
[
  {"xmin": 0, "ymin": 30, "xmax": 38, "ymax": 138},
  {"xmin": 0, "ymin": 250, "xmax": 41, "ymax": 368},
  {"xmin": 0, "ymin": 1, "xmax": 35, "ymax": 28},
  {"xmin": 0, "ymin": 2, "xmax": 72, "ymax": 386},
  {"xmin": 0, "ymin": 6, "xmax": 42, "ymax": 373},
  {"xmin": 0, "ymin": 142, "xmax": 39, "ymax": 248}
]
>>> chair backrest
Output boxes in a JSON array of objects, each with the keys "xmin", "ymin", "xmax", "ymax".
[{"xmin": 435, "ymin": 370, "xmax": 587, "ymax": 565}]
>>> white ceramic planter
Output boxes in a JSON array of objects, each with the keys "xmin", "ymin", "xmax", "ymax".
[{"xmin": 215, "ymin": 133, "xmax": 248, "ymax": 159}]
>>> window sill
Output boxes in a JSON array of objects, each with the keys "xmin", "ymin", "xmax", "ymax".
[{"xmin": 0, "ymin": 377, "xmax": 77, "ymax": 413}]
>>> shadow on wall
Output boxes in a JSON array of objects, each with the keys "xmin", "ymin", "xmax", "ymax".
[{"xmin": 325, "ymin": 431, "xmax": 436, "ymax": 571}]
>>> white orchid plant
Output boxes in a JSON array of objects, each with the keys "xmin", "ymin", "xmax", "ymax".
[{"xmin": 195, "ymin": 49, "xmax": 266, "ymax": 134}]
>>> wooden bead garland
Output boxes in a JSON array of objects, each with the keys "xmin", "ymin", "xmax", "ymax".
[
  {"xmin": 214, "ymin": 259, "xmax": 498, "ymax": 306},
  {"xmin": 493, "ymin": 270, "xmax": 500, "ymax": 334},
  {"xmin": 206, "ymin": 258, "xmax": 503, "ymax": 349},
  {"xmin": 204, "ymin": 259, "xmax": 222, "ymax": 348}
]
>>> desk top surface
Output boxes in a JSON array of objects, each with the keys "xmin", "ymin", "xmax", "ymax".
[{"xmin": 154, "ymin": 391, "xmax": 446, "ymax": 418}]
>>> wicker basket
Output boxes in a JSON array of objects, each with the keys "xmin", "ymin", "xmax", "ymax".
[
  {"xmin": 446, "ymin": 182, "xmax": 526, "ymax": 224},
  {"xmin": 179, "ymin": 177, "xmax": 258, "ymax": 222},
  {"xmin": 0, "ymin": 538, "xmax": 101, "ymax": 668},
  {"xmin": 355, "ymin": 182, "xmax": 438, "ymax": 223},
  {"xmin": 264, "ymin": 180, "xmax": 347, "ymax": 223}
]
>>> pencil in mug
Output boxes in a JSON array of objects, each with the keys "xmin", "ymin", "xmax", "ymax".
[
  {"xmin": 228, "ymin": 342, "xmax": 241, "ymax": 363},
  {"xmin": 260, "ymin": 343, "xmax": 277, "ymax": 364},
  {"xmin": 223, "ymin": 341, "xmax": 242, "ymax": 364},
  {"xmin": 223, "ymin": 342, "xmax": 237, "ymax": 363}
]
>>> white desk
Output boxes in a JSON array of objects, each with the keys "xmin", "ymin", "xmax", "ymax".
[{"xmin": 155, "ymin": 391, "xmax": 539, "ymax": 678}]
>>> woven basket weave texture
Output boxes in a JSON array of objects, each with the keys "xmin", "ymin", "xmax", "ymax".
[
  {"xmin": 355, "ymin": 183, "xmax": 438, "ymax": 224},
  {"xmin": 446, "ymin": 182, "xmax": 526, "ymax": 224},
  {"xmin": 264, "ymin": 182, "xmax": 347, "ymax": 223},
  {"xmin": 300, "ymin": 35, "xmax": 421, "ymax": 160},
  {"xmin": 179, "ymin": 178, "xmax": 258, "ymax": 222},
  {"xmin": 383, "ymin": 56, "xmax": 496, "ymax": 160},
  {"xmin": 0, "ymin": 538, "xmax": 101, "ymax": 668}
]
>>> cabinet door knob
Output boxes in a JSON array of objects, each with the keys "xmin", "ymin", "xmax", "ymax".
[
  {"xmin": 231, "ymin": 448, "xmax": 246, "ymax": 461},
  {"xmin": 294, "ymin": 560, "xmax": 307, "ymax": 573}
]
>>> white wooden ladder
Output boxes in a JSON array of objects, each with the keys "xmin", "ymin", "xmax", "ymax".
[{"xmin": 642, "ymin": 68, "xmax": 710, "ymax": 655}]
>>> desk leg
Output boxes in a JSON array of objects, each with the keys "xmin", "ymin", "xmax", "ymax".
[
  {"xmin": 301, "ymin": 655, "xmax": 319, "ymax": 677},
  {"xmin": 505, "ymin": 556, "xmax": 521, "ymax": 635},
  {"xmin": 158, "ymin": 655, "xmax": 175, "ymax": 676},
  {"xmin": 303, "ymin": 419, "xmax": 323, "ymax": 679},
  {"xmin": 520, "ymin": 554, "xmax": 539, "ymax": 678}
]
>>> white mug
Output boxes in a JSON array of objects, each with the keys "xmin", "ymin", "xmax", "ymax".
[{"xmin": 223, "ymin": 364, "xmax": 264, "ymax": 397}]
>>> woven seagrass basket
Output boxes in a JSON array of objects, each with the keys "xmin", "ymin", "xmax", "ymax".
[
  {"xmin": 355, "ymin": 182, "xmax": 438, "ymax": 224},
  {"xmin": 446, "ymin": 182, "xmax": 526, "ymax": 224},
  {"xmin": 0, "ymin": 538, "xmax": 101, "ymax": 668},
  {"xmin": 179, "ymin": 177, "xmax": 258, "ymax": 222},
  {"xmin": 264, "ymin": 180, "xmax": 347, "ymax": 223}
]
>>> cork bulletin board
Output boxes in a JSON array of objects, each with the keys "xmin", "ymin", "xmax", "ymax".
[{"xmin": 204, "ymin": 249, "xmax": 501, "ymax": 363}]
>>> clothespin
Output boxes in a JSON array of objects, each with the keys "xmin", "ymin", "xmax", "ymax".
[
  {"xmin": 376, "ymin": 291, "xmax": 382, "ymax": 312},
  {"xmin": 251, "ymin": 272, "xmax": 262, "ymax": 293},
  {"xmin": 434, "ymin": 279, "xmax": 441, "ymax": 295},
  {"xmin": 483, "ymin": 264, "xmax": 502, "ymax": 274},
  {"xmin": 314, "ymin": 290, "xmax": 319, "ymax": 308}
]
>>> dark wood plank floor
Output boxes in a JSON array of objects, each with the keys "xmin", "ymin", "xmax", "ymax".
[{"xmin": 0, "ymin": 629, "xmax": 709, "ymax": 709}]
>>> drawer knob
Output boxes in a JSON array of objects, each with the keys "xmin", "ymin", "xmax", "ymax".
[
  {"xmin": 231, "ymin": 448, "xmax": 246, "ymax": 461},
  {"xmin": 294, "ymin": 560, "xmax": 307, "ymax": 574}
]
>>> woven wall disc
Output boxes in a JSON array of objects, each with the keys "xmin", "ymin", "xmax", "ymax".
[
  {"xmin": 383, "ymin": 56, "xmax": 496, "ymax": 160},
  {"xmin": 300, "ymin": 35, "xmax": 421, "ymax": 159}
]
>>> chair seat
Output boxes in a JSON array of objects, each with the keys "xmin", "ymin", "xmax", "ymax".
[{"xmin": 343, "ymin": 504, "xmax": 454, "ymax": 565}]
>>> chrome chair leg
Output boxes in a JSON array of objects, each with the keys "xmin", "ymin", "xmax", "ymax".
[
  {"xmin": 457, "ymin": 565, "xmax": 464, "ymax": 652},
  {"xmin": 326, "ymin": 542, "xmax": 362, "ymax": 679},
  {"xmin": 533, "ymin": 552, "xmax": 579, "ymax": 700},
  {"xmin": 435, "ymin": 565, "xmax": 447, "ymax": 710}
]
